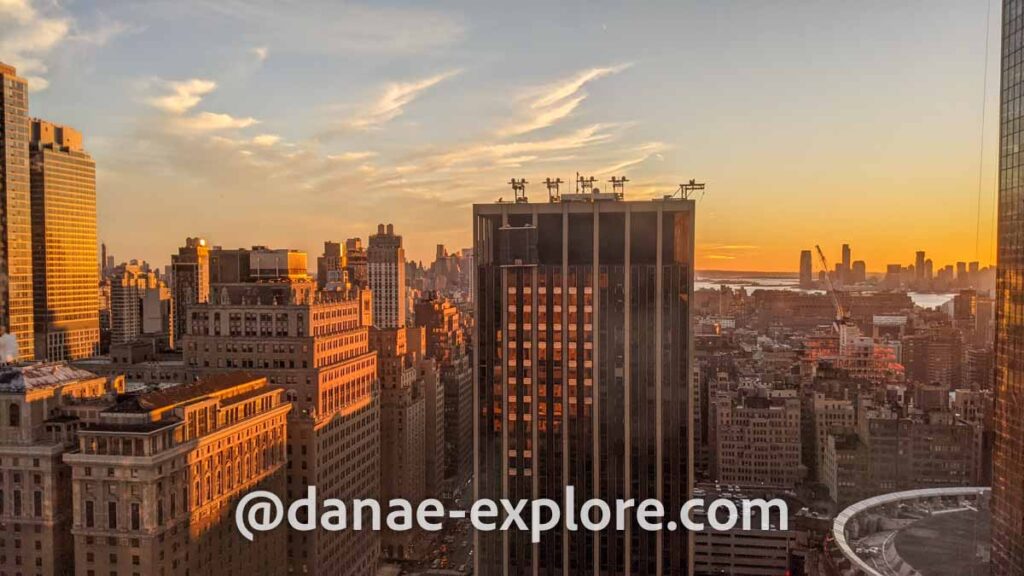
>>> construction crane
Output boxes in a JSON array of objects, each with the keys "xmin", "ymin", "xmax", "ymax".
[{"xmin": 815, "ymin": 245, "xmax": 849, "ymax": 329}]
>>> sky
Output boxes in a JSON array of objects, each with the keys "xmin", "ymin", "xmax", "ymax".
[{"xmin": 0, "ymin": 0, "xmax": 1003, "ymax": 272}]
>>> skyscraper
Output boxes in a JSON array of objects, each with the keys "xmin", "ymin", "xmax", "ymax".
[
  {"xmin": 799, "ymin": 249, "xmax": 813, "ymax": 288},
  {"xmin": 0, "ymin": 62, "xmax": 35, "ymax": 360},
  {"xmin": 171, "ymin": 236, "xmax": 210, "ymax": 347},
  {"xmin": 29, "ymin": 119, "xmax": 100, "ymax": 360},
  {"xmin": 473, "ymin": 190, "xmax": 695, "ymax": 574},
  {"xmin": 840, "ymin": 243, "xmax": 851, "ymax": 285},
  {"xmin": 368, "ymin": 223, "xmax": 407, "ymax": 328},
  {"xmin": 993, "ymin": 1, "xmax": 1024, "ymax": 573},
  {"xmin": 182, "ymin": 281, "xmax": 381, "ymax": 575}
]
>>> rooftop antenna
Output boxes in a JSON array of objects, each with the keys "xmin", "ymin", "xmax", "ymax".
[
  {"xmin": 544, "ymin": 177, "xmax": 563, "ymax": 202},
  {"xmin": 509, "ymin": 178, "xmax": 528, "ymax": 203},
  {"xmin": 578, "ymin": 174, "xmax": 596, "ymax": 194},
  {"xmin": 666, "ymin": 179, "xmax": 706, "ymax": 200},
  {"xmin": 609, "ymin": 176, "xmax": 628, "ymax": 199}
]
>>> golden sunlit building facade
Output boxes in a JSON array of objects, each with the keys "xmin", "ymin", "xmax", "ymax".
[
  {"xmin": 30, "ymin": 119, "xmax": 100, "ymax": 361},
  {"xmin": 64, "ymin": 373, "xmax": 290, "ymax": 576},
  {"xmin": 183, "ymin": 283, "xmax": 381, "ymax": 576},
  {"xmin": 0, "ymin": 62, "xmax": 35, "ymax": 360}
]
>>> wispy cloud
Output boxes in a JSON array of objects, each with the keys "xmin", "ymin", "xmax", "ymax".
[
  {"xmin": 327, "ymin": 151, "xmax": 378, "ymax": 162},
  {"xmin": 176, "ymin": 112, "xmax": 259, "ymax": 132},
  {"xmin": 595, "ymin": 141, "xmax": 666, "ymax": 176},
  {"xmin": 0, "ymin": 0, "xmax": 70, "ymax": 90},
  {"xmin": 148, "ymin": 79, "xmax": 217, "ymax": 114},
  {"xmin": 502, "ymin": 64, "xmax": 631, "ymax": 136},
  {"xmin": 345, "ymin": 70, "xmax": 461, "ymax": 130},
  {"xmin": 146, "ymin": 77, "xmax": 259, "ymax": 133},
  {"xmin": 251, "ymin": 133, "xmax": 280, "ymax": 146},
  {"xmin": 433, "ymin": 124, "xmax": 616, "ymax": 169},
  {"xmin": 251, "ymin": 46, "xmax": 269, "ymax": 62},
  {"xmin": 0, "ymin": 0, "xmax": 131, "ymax": 91}
]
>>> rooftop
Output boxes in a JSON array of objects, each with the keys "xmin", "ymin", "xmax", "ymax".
[
  {"xmin": 104, "ymin": 372, "xmax": 265, "ymax": 413},
  {"xmin": 0, "ymin": 363, "xmax": 101, "ymax": 393}
]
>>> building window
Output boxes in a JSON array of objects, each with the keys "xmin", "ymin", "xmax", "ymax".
[
  {"xmin": 85, "ymin": 501, "xmax": 94, "ymax": 528},
  {"xmin": 8, "ymin": 404, "xmax": 19, "ymax": 427},
  {"xmin": 131, "ymin": 503, "xmax": 140, "ymax": 530},
  {"xmin": 108, "ymin": 502, "xmax": 117, "ymax": 530}
]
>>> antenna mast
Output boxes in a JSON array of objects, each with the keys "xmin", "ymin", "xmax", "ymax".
[
  {"xmin": 544, "ymin": 177, "xmax": 563, "ymax": 202},
  {"xmin": 509, "ymin": 178, "xmax": 528, "ymax": 203},
  {"xmin": 609, "ymin": 176, "xmax": 628, "ymax": 199}
]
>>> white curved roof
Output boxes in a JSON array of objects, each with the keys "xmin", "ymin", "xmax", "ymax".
[{"xmin": 831, "ymin": 486, "xmax": 990, "ymax": 576}]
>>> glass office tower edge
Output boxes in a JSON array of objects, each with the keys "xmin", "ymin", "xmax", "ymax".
[
  {"xmin": 994, "ymin": 1, "xmax": 1024, "ymax": 574},
  {"xmin": 473, "ymin": 196, "xmax": 695, "ymax": 576}
]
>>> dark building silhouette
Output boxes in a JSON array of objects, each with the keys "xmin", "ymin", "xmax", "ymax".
[{"xmin": 473, "ymin": 191, "xmax": 695, "ymax": 574}]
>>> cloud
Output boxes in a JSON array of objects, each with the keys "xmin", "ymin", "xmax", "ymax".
[
  {"xmin": 346, "ymin": 70, "xmax": 461, "ymax": 130},
  {"xmin": 176, "ymin": 112, "xmax": 259, "ymax": 132},
  {"xmin": 327, "ymin": 151, "xmax": 378, "ymax": 162},
  {"xmin": 0, "ymin": 0, "xmax": 70, "ymax": 90},
  {"xmin": 251, "ymin": 134, "xmax": 280, "ymax": 146},
  {"xmin": 0, "ymin": 0, "xmax": 131, "ymax": 91},
  {"xmin": 148, "ymin": 79, "xmax": 217, "ymax": 114},
  {"xmin": 146, "ymin": 77, "xmax": 259, "ymax": 134},
  {"xmin": 252, "ymin": 46, "xmax": 269, "ymax": 62},
  {"xmin": 433, "ymin": 124, "xmax": 616, "ymax": 169},
  {"xmin": 595, "ymin": 141, "xmax": 666, "ymax": 176},
  {"xmin": 501, "ymin": 64, "xmax": 632, "ymax": 136}
]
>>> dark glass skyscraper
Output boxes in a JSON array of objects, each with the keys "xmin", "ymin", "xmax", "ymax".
[
  {"xmin": 473, "ymin": 190, "xmax": 694, "ymax": 575},
  {"xmin": 993, "ymin": 1, "xmax": 1024, "ymax": 573}
]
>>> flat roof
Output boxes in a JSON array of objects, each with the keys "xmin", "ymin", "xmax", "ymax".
[
  {"xmin": 105, "ymin": 372, "xmax": 265, "ymax": 413},
  {"xmin": 0, "ymin": 363, "xmax": 101, "ymax": 393}
]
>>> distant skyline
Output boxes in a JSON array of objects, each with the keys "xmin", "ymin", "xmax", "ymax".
[{"xmin": 1, "ymin": 0, "xmax": 1002, "ymax": 271}]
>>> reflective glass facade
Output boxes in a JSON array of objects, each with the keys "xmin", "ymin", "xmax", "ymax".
[
  {"xmin": 30, "ymin": 122, "xmax": 100, "ymax": 360},
  {"xmin": 994, "ymin": 1, "xmax": 1024, "ymax": 573},
  {"xmin": 0, "ymin": 63, "xmax": 35, "ymax": 359},
  {"xmin": 473, "ymin": 198, "xmax": 694, "ymax": 575}
]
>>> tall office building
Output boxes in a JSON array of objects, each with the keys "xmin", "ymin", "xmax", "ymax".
[
  {"xmin": 0, "ymin": 62, "xmax": 35, "ymax": 360},
  {"xmin": 915, "ymin": 250, "xmax": 926, "ymax": 284},
  {"xmin": 171, "ymin": 236, "xmax": 210, "ymax": 347},
  {"xmin": 993, "ymin": 1, "xmax": 1024, "ymax": 573},
  {"xmin": 838, "ymin": 243, "xmax": 851, "ymax": 285},
  {"xmin": 799, "ymin": 249, "xmax": 813, "ymax": 288},
  {"xmin": 473, "ymin": 190, "xmax": 695, "ymax": 575},
  {"xmin": 29, "ymin": 119, "xmax": 100, "ymax": 360},
  {"xmin": 182, "ymin": 281, "xmax": 380, "ymax": 575},
  {"xmin": 368, "ymin": 224, "xmax": 407, "ymax": 328}
]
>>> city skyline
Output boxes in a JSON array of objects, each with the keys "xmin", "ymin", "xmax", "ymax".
[
  {"xmin": 0, "ymin": 3, "xmax": 1017, "ymax": 576},
  {"xmin": 1, "ymin": 0, "xmax": 1004, "ymax": 271}
]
